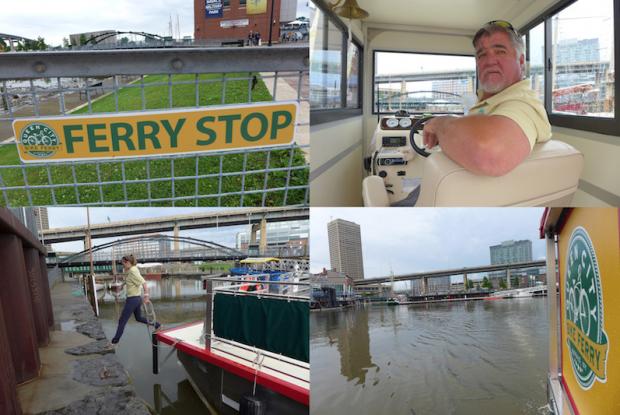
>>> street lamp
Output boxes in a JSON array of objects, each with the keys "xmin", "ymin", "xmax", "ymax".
[{"xmin": 268, "ymin": 0, "xmax": 275, "ymax": 46}]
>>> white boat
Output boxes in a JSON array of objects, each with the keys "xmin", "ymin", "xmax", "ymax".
[{"xmin": 489, "ymin": 285, "xmax": 548, "ymax": 299}]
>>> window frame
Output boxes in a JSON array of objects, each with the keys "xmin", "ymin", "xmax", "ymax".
[
  {"xmin": 371, "ymin": 49, "xmax": 477, "ymax": 115},
  {"xmin": 520, "ymin": 0, "xmax": 619, "ymax": 136},
  {"xmin": 310, "ymin": 0, "xmax": 364, "ymax": 125}
]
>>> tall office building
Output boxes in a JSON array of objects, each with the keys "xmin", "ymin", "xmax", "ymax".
[
  {"xmin": 490, "ymin": 240, "xmax": 532, "ymax": 265},
  {"xmin": 327, "ymin": 219, "xmax": 364, "ymax": 281},
  {"xmin": 33, "ymin": 207, "xmax": 49, "ymax": 232}
]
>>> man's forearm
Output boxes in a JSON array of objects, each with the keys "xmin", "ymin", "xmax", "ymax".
[{"xmin": 434, "ymin": 114, "xmax": 530, "ymax": 176}]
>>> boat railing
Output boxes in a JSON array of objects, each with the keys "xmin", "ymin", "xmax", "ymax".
[
  {"xmin": 200, "ymin": 272, "xmax": 310, "ymax": 362},
  {"xmin": 208, "ymin": 272, "xmax": 311, "ymax": 300}
]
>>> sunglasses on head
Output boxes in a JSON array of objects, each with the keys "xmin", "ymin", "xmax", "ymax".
[
  {"xmin": 474, "ymin": 20, "xmax": 518, "ymax": 44},
  {"xmin": 485, "ymin": 20, "xmax": 516, "ymax": 32}
]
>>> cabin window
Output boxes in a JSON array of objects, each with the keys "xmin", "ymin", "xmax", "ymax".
[
  {"xmin": 309, "ymin": 1, "xmax": 363, "ymax": 124},
  {"xmin": 527, "ymin": 22, "xmax": 545, "ymax": 104},
  {"xmin": 550, "ymin": 0, "xmax": 614, "ymax": 118},
  {"xmin": 522, "ymin": 0, "xmax": 617, "ymax": 135},
  {"xmin": 310, "ymin": 10, "xmax": 343, "ymax": 109},
  {"xmin": 347, "ymin": 43, "xmax": 361, "ymax": 108},
  {"xmin": 373, "ymin": 52, "xmax": 477, "ymax": 114}
]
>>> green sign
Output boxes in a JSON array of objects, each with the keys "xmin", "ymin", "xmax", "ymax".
[{"xmin": 565, "ymin": 226, "xmax": 609, "ymax": 389}]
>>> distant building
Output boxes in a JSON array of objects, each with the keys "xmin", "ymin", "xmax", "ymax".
[
  {"xmin": 409, "ymin": 276, "xmax": 451, "ymax": 295},
  {"xmin": 327, "ymin": 218, "xmax": 364, "ymax": 281},
  {"xmin": 556, "ymin": 38, "xmax": 600, "ymax": 66},
  {"xmin": 489, "ymin": 239, "xmax": 541, "ymax": 284},
  {"xmin": 236, "ymin": 219, "xmax": 308, "ymax": 256},
  {"xmin": 311, "ymin": 268, "xmax": 354, "ymax": 298},
  {"xmin": 194, "ymin": 0, "xmax": 298, "ymax": 44},
  {"xmin": 490, "ymin": 240, "xmax": 532, "ymax": 265}
]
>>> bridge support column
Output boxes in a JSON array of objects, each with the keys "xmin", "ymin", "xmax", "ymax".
[
  {"xmin": 173, "ymin": 224, "xmax": 180, "ymax": 258},
  {"xmin": 506, "ymin": 268, "xmax": 511, "ymax": 289},
  {"xmin": 259, "ymin": 217, "xmax": 267, "ymax": 255},
  {"xmin": 250, "ymin": 224, "xmax": 258, "ymax": 245},
  {"xmin": 83, "ymin": 234, "xmax": 91, "ymax": 251},
  {"xmin": 463, "ymin": 273, "xmax": 468, "ymax": 292}
]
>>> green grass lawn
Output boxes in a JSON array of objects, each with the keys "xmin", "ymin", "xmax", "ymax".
[{"xmin": 0, "ymin": 73, "xmax": 308, "ymax": 207}]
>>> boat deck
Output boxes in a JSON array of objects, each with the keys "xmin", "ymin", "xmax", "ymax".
[{"xmin": 156, "ymin": 321, "xmax": 310, "ymax": 406}]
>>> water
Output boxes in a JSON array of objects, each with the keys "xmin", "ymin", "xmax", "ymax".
[
  {"xmin": 97, "ymin": 278, "xmax": 210, "ymax": 414},
  {"xmin": 311, "ymin": 298, "xmax": 550, "ymax": 415}
]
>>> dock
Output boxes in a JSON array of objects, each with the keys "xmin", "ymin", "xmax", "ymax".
[{"xmin": 16, "ymin": 279, "xmax": 151, "ymax": 414}]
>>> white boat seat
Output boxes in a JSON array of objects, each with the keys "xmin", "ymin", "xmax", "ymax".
[
  {"xmin": 416, "ymin": 140, "xmax": 584, "ymax": 206},
  {"xmin": 362, "ymin": 176, "xmax": 390, "ymax": 207}
]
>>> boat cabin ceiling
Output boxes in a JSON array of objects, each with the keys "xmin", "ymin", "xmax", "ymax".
[
  {"xmin": 348, "ymin": 0, "xmax": 557, "ymax": 31},
  {"xmin": 310, "ymin": 0, "xmax": 620, "ymax": 208}
]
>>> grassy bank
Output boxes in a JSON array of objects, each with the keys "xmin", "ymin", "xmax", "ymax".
[{"xmin": 0, "ymin": 73, "xmax": 308, "ymax": 206}]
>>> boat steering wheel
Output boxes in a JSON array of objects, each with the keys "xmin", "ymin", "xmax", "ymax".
[{"xmin": 408, "ymin": 116, "xmax": 435, "ymax": 158}]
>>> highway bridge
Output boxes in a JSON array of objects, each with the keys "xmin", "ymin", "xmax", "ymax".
[
  {"xmin": 354, "ymin": 260, "xmax": 546, "ymax": 292},
  {"xmin": 42, "ymin": 207, "xmax": 308, "ymax": 244}
]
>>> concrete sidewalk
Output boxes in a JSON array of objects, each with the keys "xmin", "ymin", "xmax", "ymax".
[
  {"xmin": 260, "ymin": 72, "xmax": 309, "ymax": 154},
  {"xmin": 16, "ymin": 281, "xmax": 150, "ymax": 415}
]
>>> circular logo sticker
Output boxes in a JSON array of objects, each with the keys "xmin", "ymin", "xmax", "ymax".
[
  {"xmin": 565, "ymin": 226, "xmax": 609, "ymax": 390},
  {"xmin": 19, "ymin": 123, "xmax": 61, "ymax": 158}
]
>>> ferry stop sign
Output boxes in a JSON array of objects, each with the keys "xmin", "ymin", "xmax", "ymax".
[{"xmin": 12, "ymin": 101, "xmax": 298, "ymax": 162}]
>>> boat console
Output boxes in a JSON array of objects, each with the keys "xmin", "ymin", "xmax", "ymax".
[{"xmin": 364, "ymin": 110, "xmax": 584, "ymax": 207}]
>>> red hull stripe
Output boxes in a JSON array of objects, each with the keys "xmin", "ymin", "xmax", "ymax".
[{"xmin": 156, "ymin": 323, "xmax": 309, "ymax": 406}]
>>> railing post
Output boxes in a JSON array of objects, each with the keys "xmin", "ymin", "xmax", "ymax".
[
  {"xmin": 152, "ymin": 332, "xmax": 159, "ymax": 375},
  {"xmin": 204, "ymin": 279, "xmax": 212, "ymax": 350}
]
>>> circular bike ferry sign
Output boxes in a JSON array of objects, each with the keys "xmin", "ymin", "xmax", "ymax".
[
  {"xmin": 565, "ymin": 226, "xmax": 609, "ymax": 390},
  {"xmin": 19, "ymin": 123, "xmax": 62, "ymax": 158}
]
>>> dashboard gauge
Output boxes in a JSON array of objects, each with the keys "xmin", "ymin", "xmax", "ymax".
[
  {"xmin": 385, "ymin": 118, "xmax": 399, "ymax": 128},
  {"xmin": 399, "ymin": 117, "xmax": 412, "ymax": 128}
]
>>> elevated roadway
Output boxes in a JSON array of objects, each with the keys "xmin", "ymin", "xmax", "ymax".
[{"xmin": 42, "ymin": 207, "xmax": 308, "ymax": 244}]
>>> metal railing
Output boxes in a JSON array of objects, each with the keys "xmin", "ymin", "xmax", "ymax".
[{"xmin": 0, "ymin": 47, "xmax": 309, "ymax": 207}]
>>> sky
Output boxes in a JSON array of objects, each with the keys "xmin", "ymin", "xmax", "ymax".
[
  {"xmin": 310, "ymin": 208, "xmax": 547, "ymax": 283},
  {"xmin": 48, "ymin": 207, "xmax": 247, "ymax": 252},
  {"xmin": 1, "ymin": 0, "xmax": 311, "ymax": 47}
]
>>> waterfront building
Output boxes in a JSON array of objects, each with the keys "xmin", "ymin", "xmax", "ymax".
[
  {"xmin": 311, "ymin": 269, "xmax": 354, "ymax": 307},
  {"xmin": 194, "ymin": 0, "xmax": 298, "ymax": 44},
  {"xmin": 490, "ymin": 239, "xmax": 533, "ymax": 265},
  {"xmin": 327, "ymin": 218, "xmax": 364, "ymax": 281},
  {"xmin": 489, "ymin": 239, "xmax": 540, "ymax": 285}
]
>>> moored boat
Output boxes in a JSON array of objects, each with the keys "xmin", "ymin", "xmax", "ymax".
[{"xmin": 154, "ymin": 270, "xmax": 309, "ymax": 414}]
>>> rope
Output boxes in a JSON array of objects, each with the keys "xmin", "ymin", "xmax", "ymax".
[{"xmin": 252, "ymin": 349, "xmax": 265, "ymax": 396}]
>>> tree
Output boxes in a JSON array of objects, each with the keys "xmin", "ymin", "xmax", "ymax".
[
  {"xmin": 35, "ymin": 37, "xmax": 47, "ymax": 50},
  {"xmin": 79, "ymin": 34, "xmax": 87, "ymax": 46},
  {"xmin": 499, "ymin": 279, "xmax": 507, "ymax": 290},
  {"xmin": 482, "ymin": 276, "xmax": 492, "ymax": 290},
  {"xmin": 466, "ymin": 279, "xmax": 473, "ymax": 289},
  {"xmin": 120, "ymin": 37, "xmax": 129, "ymax": 46},
  {"xmin": 63, "ymin": 37, "xmax": 70, "ymax": 48}
]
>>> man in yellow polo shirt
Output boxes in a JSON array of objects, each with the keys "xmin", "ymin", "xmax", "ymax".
[{"xmin": 423, "ymin": 20, "xmax": 551, "ymax": 176}]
